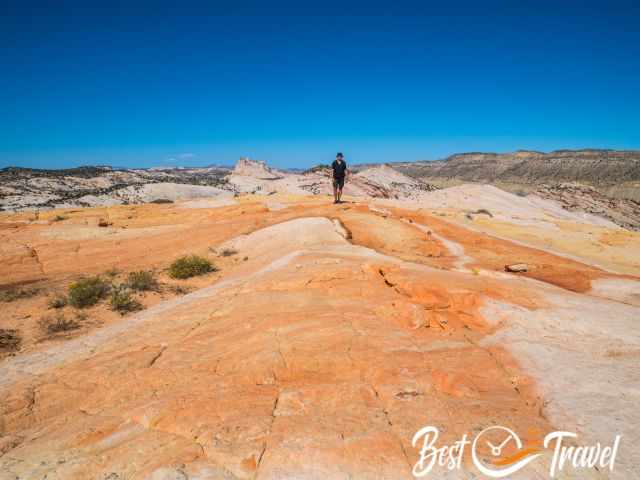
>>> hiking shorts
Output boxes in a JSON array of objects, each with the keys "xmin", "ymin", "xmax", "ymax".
[{"xmin": 333, "ymin": 177, "xmax": 345, "ymax": 189}]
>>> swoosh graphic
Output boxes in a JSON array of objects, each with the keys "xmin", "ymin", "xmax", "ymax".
[{"xmin": 492, "ymin": 447, "xmax": 542, "ymax": 466}]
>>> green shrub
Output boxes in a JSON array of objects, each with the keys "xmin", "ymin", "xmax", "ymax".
[
  {"xmin": 0, "ymin": 329, "xmax": 21, "ymax": 351},
  {"xmin": 168, "ymin": 255, "xmax": 216, "ymax": 279},
  {"xmin": 126, "ymin": 270, "xmax": 159, "ymax": 292},
  {"xmin": 53, "ymin": 214, "xmax": 68, "ymax": 222},
  {"xmin": 48, "ymin": 295, "xmax": 68, "ymax": 309},
  {"xmin": 68, "ymin": 277, "xmax": 110, "ymax": 308},
  {"xmin": 110, "ymin": 285, "xmax": 142, "ymax": 314}
]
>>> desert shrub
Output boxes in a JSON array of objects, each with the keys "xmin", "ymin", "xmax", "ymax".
[
  {"xmin": 149, "ymin": 198, "xmax": 173, "ymax": 204},
  {"xmin": 126, "ymin": 270, "xmax": 159, "ymax": 292},
  {"xmin": 0, "ymin": 329, "xmax": 21, "ymax": 351},
  {"xmin": 39, "ymin": 313, "xmax": 81, "ymax": 335},
  {"xmin": 48, "ymin": 295, "xmax": 68, "ymax": 309},
  {"xmin": 219, "ymin": 248, "xmax": 238, "ymax": 257},
  {"xmin": 168, "ymin": 255, "xmax": 216, "ymax": 279},
  {"xmin": 515, "ymin": 190, "xmax": 528, "ymax": 197},
  {"xmin": 53, "ymin": 214, "xmax": 68, "ymax": 222},
  {"xmin": 110, "ymin": 285, "xmax": 142, "ymax": 314},
  {"xmin": 0, "ymin": 287, "xmax": 39, "ymax": 302},
  {"xmin": 68, "ymin": 276, "xmax": 110, "ymax": 308}
]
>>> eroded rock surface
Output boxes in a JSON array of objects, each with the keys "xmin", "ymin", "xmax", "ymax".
[
  {"xmin": 1, "ymin": 194, "xmax": 639, "ymax": 479},
  {"xmin": 534, "ymin": 183, "xmax": 640, "ymax": 231}
]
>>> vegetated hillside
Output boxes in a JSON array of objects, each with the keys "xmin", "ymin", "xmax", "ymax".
[{"xmin": 393, "ymin": 149, "xmax": 640, "ymax": 200}]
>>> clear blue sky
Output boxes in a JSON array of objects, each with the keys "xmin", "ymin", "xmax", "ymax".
[{"xmin": 1, "ymin": 1, "xmax": 639, "ymax": 169}]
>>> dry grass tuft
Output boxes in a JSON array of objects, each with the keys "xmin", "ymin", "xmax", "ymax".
[
  {"xmin": 167, "ymin": 284, "xmax": 192, "ymax": 295},
  {"xmin": 39, "ymin": 313, "xmax": 82, "ymax": 335},
  {"xmin": 110, "ymin": 285, "xmax": 143, "ymax": 314},
  {"xmin": 0, "ymin": 329, "xmax": 21, "ymax": 351},
  {"xmin": 48, "ymin": 295, "xmax": 68, "ymax": 309},
  {"xmin": 0, "ymin": 287, "xmax": 40, "ymax": 303},
  {"xmin": 126, "ymin": 271, "xmax": 159, "ymax": 292}
]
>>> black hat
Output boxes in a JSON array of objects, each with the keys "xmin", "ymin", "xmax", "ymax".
[{"xmin": 336, "ymin": 152, "xmax": 343, "ymax": 158}]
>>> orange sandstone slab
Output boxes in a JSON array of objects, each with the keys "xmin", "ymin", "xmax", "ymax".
[{"xmin": 0, "ymin": 217, "xmax": 554, "ymax": 479}]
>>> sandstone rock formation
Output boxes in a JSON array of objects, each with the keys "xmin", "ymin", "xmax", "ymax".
[
  {"xmin": 390, "ymin": 149, "xmax": 640, "ymax": 229},
  {"xmin": 1, "ymin": 159, "xmax": 437, "ymax": 212},
  {"xmin": 534, "ymin": 183, "xmax": 640, "ymax": 232},
  {"xmin": 4, "ymin": 152, "xmax": 639, "ymax": 232},
  {"xmin": 232, "ymin": 158, "xmax": 283, "ymax": 180},
  {"xmin": 504, "ymin": 263, "xmax": 528, "ymax": 273},
  {"xmin": 1, "ymin": 189, "xmax": 639, "ymax": 479},
  {"xmin": 0, "ymin": 166, "xmax": 231, "ymax": 212},
  {"xmin": 350, "ymin": 165, "xmax": 437, "ymax": 199}
]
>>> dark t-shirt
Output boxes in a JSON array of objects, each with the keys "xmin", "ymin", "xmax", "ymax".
[{"xmin": 331, "ymin": 159, "xmax": 347, "ymax": 179}]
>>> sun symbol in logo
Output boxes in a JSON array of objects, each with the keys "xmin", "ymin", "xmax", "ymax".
[{"xmin": 472, "ymin": 426, "xmax": 543, "ymax": 478}]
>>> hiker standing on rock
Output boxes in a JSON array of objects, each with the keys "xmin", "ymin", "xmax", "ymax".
[{"xmin": 331, "ymin": 152, "xmax": 348, "ymax": 204}]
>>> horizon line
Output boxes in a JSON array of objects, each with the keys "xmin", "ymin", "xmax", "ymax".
[{"xmin": 2, "ymin": 147, "xmax": 639, "ymax": 172}]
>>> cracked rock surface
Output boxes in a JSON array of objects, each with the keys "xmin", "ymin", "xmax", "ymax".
[{"xmin": 1, "ymin": 194, "xmax": 639, "ymax": 479}]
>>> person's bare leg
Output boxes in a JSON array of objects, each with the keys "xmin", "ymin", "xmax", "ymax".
[
  {"xmin": 333, "ymin": 183, "xmax": 338, "ymax": 203},
  {"xmin": 337, "ymin": 186, "xmax": 343, "ymax": 203}
]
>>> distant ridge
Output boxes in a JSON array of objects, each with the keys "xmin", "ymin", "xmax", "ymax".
[{"xmin": 392, "ymin": 149, "xmax": 640, "ymax": 193}]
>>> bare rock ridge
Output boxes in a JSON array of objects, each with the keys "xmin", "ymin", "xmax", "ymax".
[
  {"xmin": 0, "ymin": 165, "xmax": 232, "ymax": 211},
  {"xmin": 2, "ymin": 150, "xmax": 639, "ymax": 231},
  {"xmin": 393, "ymin": 149, "xmax": 640, "ymax": 188},
  {"xmin": 0, "ymin": 158, "xmax": 437, "ymax": 211},
  {"xmin": 387, "ymin": 149, "xmax": 640, "ymax": 231},
  {"xmin": 535, "ymin": 183, "xmax": 640, "ymax": 232},
  {"xmin": 351, "ymin": 165, "xmax": 438, "ymax": 199}
]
